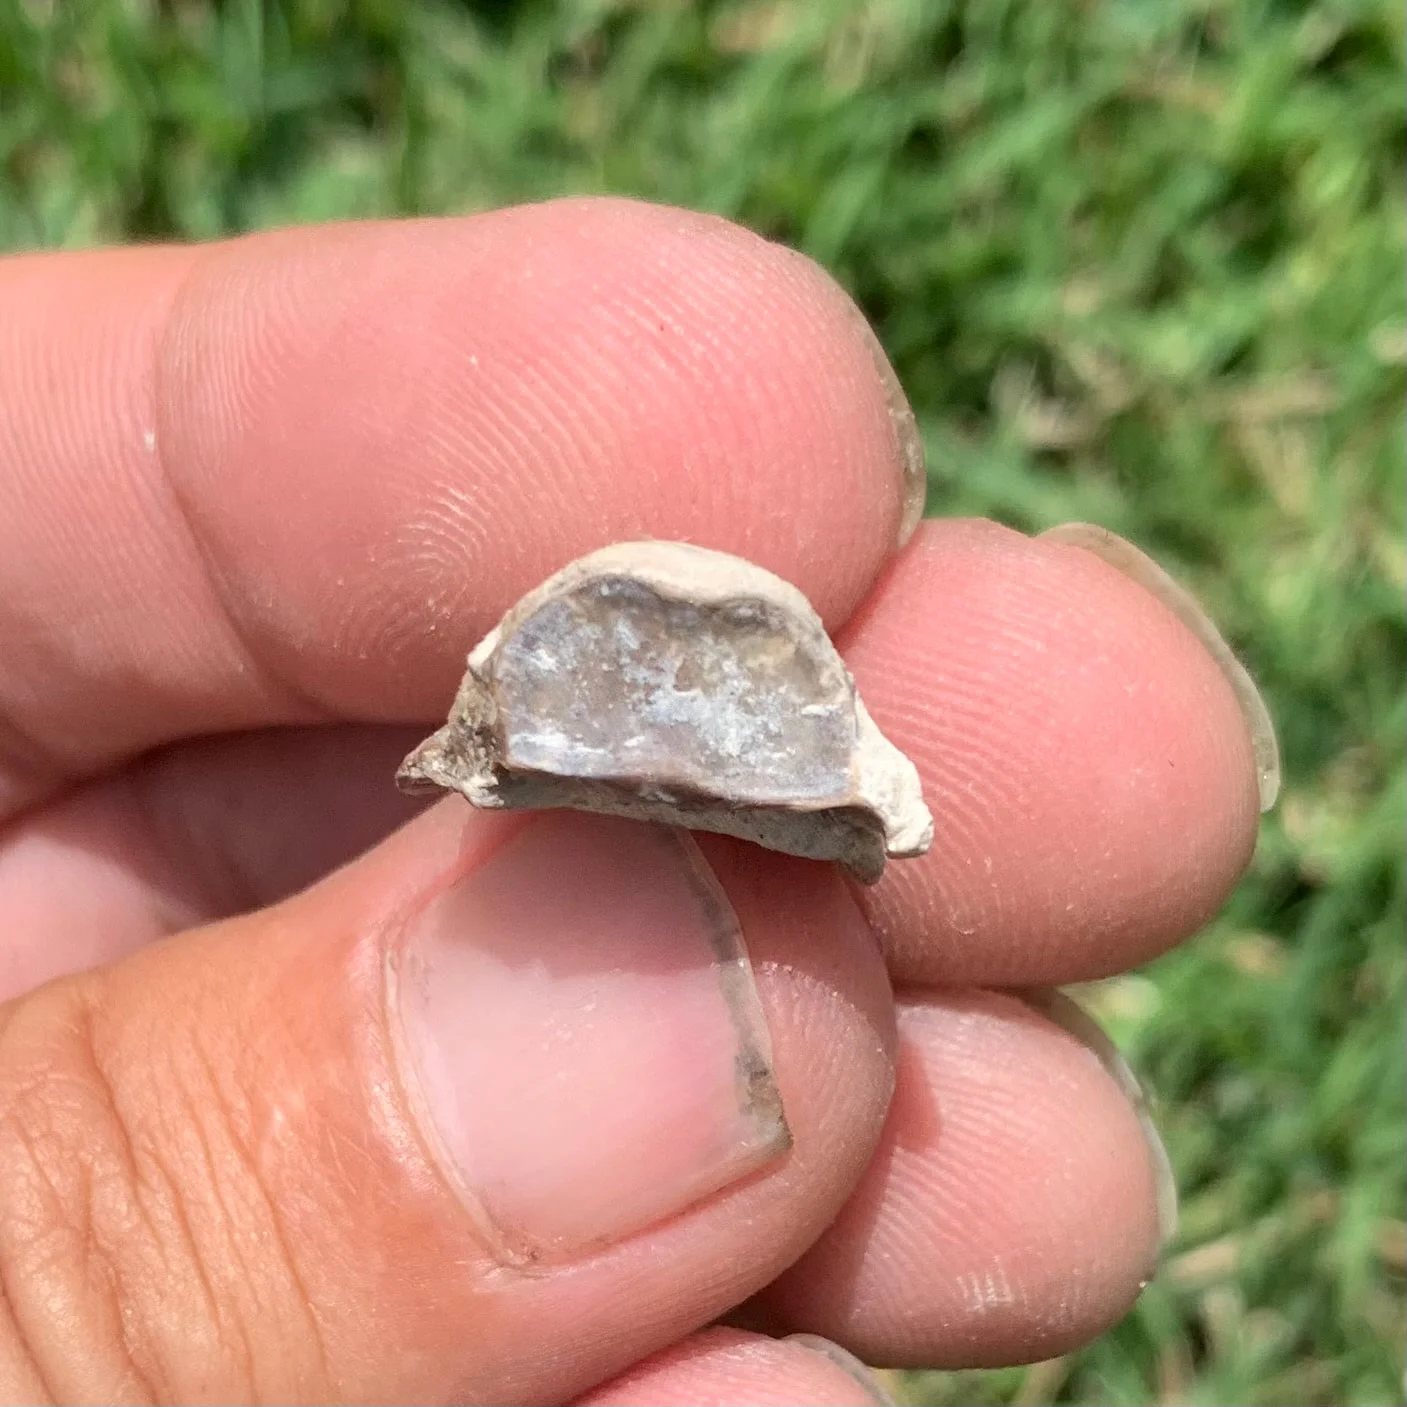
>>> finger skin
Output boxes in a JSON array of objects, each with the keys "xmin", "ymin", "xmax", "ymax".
[
  {"xmin": 0, "ymin": 513, "xmax": 1261, "ymax": 997},
  {"xmin": 0, "ymin": 802, "xmax": 895, "ymax": 1404},
  {"xmin": 0, "ymin": 200, "xmax": 910, "ymax": 817},
  {"xmin": 841, "ymin": 519, "xmax": 1261, "ymax": 984},
  {"xmin": 0, "ymin": 726, "xmax": 425, "ymax": 1002},
  {"xmin": 576, "ymin": 1328, "xmax": 887, "ymax": 1406},
  {"xmin": 754, "ymin": 989, "xmax": 1163, "ymax": 1368}
]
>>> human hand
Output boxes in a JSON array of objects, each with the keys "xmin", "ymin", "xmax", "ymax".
[{"xmin": 0, "ymin": 199, "xmax": 1271, "ymax": 1404}]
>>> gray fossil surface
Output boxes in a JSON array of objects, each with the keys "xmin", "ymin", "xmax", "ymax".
[{"xmin": 397, "ymin": 541, "xmax": 934, "ymax": 882}]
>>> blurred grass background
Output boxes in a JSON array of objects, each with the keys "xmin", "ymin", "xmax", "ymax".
[{"xmin": 1, "ymin": 1, "xmax": 1403, "ymax": 1402}]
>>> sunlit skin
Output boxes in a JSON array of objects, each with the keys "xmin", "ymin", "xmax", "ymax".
[{"xmin": 0, "ymin": 199, "xmax": 1261, "ymax": 1404}]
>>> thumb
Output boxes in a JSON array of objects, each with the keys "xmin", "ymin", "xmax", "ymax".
[{"xmin": 0, "ymin": 803, "xmax": 893, "ymax": 1404}]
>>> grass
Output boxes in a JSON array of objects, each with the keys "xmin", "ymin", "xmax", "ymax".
[{"xmin": 2, "ymin": 1, "xmax": 1404, "ymax": 1402}]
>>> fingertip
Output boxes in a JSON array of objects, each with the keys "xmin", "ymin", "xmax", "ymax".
[
  {"xmin": 1038, "ymin": 521, "xmax": 1278, "ymax": 811},
  {"xmin": 844, "ymin": 519, "xmax": 1262, "ymax": 984},
  {"xmin": 757, "ymin": 988, "xmax": 1163, "ymax": 1369},
  {"xmin": 1015, "ymin": 987, "xmax": 1178, "ymax": 1248}
]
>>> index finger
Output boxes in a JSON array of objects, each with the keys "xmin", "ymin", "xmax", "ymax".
[{"xmin": 0, "ymin": 198, "xmax": 920, "ymax": 819}]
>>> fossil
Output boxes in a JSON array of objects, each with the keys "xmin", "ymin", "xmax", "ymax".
[{"xmin": 397, "ymin": 541, "xmax": 933, "ymax": 882}]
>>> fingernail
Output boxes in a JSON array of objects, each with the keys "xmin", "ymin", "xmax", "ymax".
[
  {"xmin": 857, "ymin": 318, "xmax": 928, "ymax": 548},
  {"xmin": 786, "ymin": 1335, "xmax": 899, "ymax": 1406},
  {"xmin": 1039, "ymin": 523, "xmax": 1280, "ymax": 811},
  {"xmin": 1018, "ymin": 988, "xmax": 1178, "ymax": 1249},
  {"xmin": 391, "ymin": 813, "xmax": 789, "ymax": 1263},
  {"xmin": 780, "ymin": 243, "xmax": 928, "ymax": 547}
]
